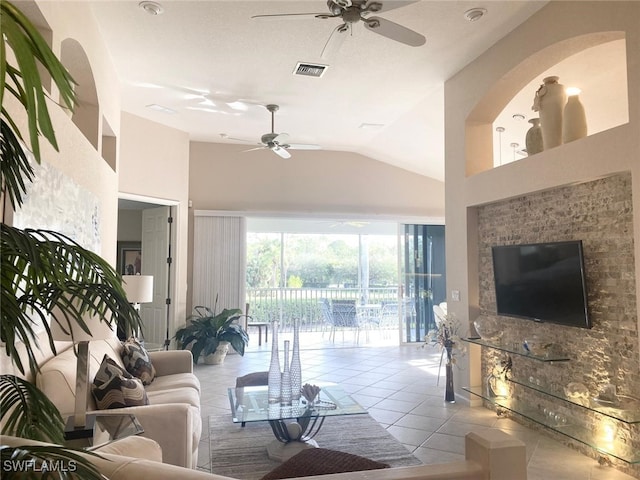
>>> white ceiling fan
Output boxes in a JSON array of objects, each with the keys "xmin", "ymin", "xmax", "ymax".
[
  {"xmin": 252, "ymin": 0, "xmax": 426, "ymax": 58},
  {"xmin": 226, "ymin": 104, "xmax": 321, "ymax": 159}
]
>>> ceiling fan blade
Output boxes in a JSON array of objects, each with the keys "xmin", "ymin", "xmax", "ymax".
[
  {"xmin": 363, "ymin": 16, "xmax": 426, "ymax": 46},
  {"xmin": 220, "ymin": 134, "xmax": 258, "ymax": 144},
  {"xmin": 271, "ymin": 145, "xmax": 292, "ymax": 159},
  {"xmin": 251, "ymin": 12, "xmax": 327, "ymax": 20},
  {"xmin": 273, "ymin": 133, "xmax": 290, "ymax": 144},
  {"xmin": 321, "ymin": 24, "xmax": 350, "ymax": 60},
  {"xmin": 363, "ymin": 0, "xmax": 418, "ymax": 15},
  {"xmin": 286, "ymin": 143, "xmax": 322, "ymax": 150},
  {"xmin": 241, "ymin": 146, "xmax": 267, "ymax": 153}
]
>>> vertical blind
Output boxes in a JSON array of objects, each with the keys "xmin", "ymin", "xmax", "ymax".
[{"xmin": 192, "ymin": 215, "xmax": 247, "ymax": 314}]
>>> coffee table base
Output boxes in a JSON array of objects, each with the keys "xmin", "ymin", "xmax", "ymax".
[{"xmin": 266, "ymin": 438, "xmax": 319, "ymax": 462}]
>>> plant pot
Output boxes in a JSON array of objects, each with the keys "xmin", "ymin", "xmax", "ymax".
[{"xmin": 204, "ymin": 341, "xmax": 230, "ymax": 365}]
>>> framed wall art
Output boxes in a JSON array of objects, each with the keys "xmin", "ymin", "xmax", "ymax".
[{"xmin": 118, "ymin": 242, "xmax": 142, "ymax": 275}]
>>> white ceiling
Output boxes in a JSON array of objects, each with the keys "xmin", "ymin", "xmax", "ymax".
[{"xmin": 88, "ymin": 0, "xmax": 549, "ymax": 181}]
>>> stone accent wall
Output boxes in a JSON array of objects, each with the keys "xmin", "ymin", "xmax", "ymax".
[{"xmin": 476, "ymin": 172, "xmax": 639, "ymax": 475}]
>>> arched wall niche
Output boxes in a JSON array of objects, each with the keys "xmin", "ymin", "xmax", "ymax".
[
  {"xmin": 60, "ymin": 38, "xmax": 99, "ymax": 150},
  {"xmin": 465, "ymin": 31, "xmax": 627, "ymax": 177},
  {"xmin": 102, "ymin": 116, "xmax": 117, "ymax": 172}
]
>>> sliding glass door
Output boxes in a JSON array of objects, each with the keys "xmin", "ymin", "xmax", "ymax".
[{"xmin": 400, "ymin": 224, "xmax": 446, "ymax": 342}]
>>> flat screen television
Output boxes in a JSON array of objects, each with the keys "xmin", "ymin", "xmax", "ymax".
[{"xmin": 492, "ymin": 240, "xmax": 591, "ymax": 328}]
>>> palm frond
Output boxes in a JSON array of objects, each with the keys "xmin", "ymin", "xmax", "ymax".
[
  {"xmin": 0, "ymin": 0, "xmax": 77, "ymax": 210},
  {"xmin": 0, "ymin": 444, "xmax": 105, "ymax": 480},
  {"xmin": 1, "ymin": 225, "xmax": 143, "ymax": 378},
  {"xmin": 0, "ymin": 375, "xmax": 65, "ymax": 444}
]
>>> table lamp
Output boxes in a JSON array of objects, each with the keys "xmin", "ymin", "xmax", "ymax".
[
  {"xmin": 121, "ymin": 275, "xmax": 153, "ymax": 339},
  {"xmin": 50, "ymin": 307, "xmax": 115, "ymax": 439},
  {"xmin": 122, "ymin": 275, "xmax": 154, "ymax": 312}
]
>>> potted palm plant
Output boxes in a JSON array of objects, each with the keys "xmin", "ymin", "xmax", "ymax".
[
  {"xmin": 1, "ymin": 2, "xmax": 141, "ymax": 478},
  {"xmin": 175, "ymin": 304, "xmax": 250, "ymax": 364}
]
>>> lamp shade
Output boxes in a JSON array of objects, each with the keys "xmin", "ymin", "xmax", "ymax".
[
  {"xmin": 50, "ymin": 307, "xmax": 114, "ymax": 342},
  {"xmin": 122, "ymin": 275, "xmax": 154, "ymax": 304}
]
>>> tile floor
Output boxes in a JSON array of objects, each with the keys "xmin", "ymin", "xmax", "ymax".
[{"xmin": 195, "ymin": 330, "xmax": 637, "ymax": 479}]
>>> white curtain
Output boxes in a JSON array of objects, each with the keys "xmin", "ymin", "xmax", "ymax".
[{"xmin": 192, "ymin": 215, "xmax": 247, "ymax": 314}]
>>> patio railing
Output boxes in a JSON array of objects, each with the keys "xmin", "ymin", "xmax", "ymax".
[{"xmin": 246, "ymin": 287, "xmax": 399, "ymax": 332}]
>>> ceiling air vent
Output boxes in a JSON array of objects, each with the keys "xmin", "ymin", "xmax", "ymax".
[{"xmin": 293, "ymin": 62, "xmax": 328, "ymax": 78}]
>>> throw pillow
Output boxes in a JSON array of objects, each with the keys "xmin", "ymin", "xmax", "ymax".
[
  {"xmin": 92, "ymin": 355, "xmax": 149, "ymax": 409},
  {"xmin": 93, "ymin": 355, "xmax": 131, "ymax": 387},
  {"xmin": 121, "ymin": 337, "xmax": 156, "ymax": 385},
  {"xmin": 259, "ymin": 448, "xmax": 389, "ymax": 480}
]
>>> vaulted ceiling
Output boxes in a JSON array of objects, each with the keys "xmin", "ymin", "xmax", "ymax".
[{"xmin": 88, "ymin": 0, "xmax": 548, "ymax": 180}]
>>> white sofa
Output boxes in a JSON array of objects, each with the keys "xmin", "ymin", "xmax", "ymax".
[
  {"xmin": 32, "ymin": 336, "xmax": 202, "ymax": 468},
  {"xmin": 1, "ymin": 428, "xmax": 527, "ymax": 480}
]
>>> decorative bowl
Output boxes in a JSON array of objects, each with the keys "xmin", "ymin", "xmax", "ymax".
[{"xmin": 473, "ymin": 317, "xmax": 503, "ymax": 341}]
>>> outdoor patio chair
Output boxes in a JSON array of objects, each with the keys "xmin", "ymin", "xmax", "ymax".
[{"xmin": 330, "ymin": 300, "xmax": 364, "ymax": 343}]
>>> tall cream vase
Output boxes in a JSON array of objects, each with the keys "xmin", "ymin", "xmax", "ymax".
[
  {"xmin": 563, "ymin": 94, "xmax": 588, "ymax": 143},
  {"xmin": 533, "ymin": 76, "xmax": 566, "ymax": 149}
]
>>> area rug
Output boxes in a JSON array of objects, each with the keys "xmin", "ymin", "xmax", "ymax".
[{"xmin": 209, "ymin": 413, "xmax": 421, "ymax": 479}]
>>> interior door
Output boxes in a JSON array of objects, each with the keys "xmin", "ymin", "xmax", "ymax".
[{"xmin": 140, "ymin": 206, "xmax": 170, "ymax": 346}]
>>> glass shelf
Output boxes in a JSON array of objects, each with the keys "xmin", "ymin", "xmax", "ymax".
[
  {"xmin": 464, "ymin": 337, "xmax": 570, "ymax": 362},
  {"xmin": 508, "ymin": 378, "xmax": 640, "ymax": 424},
  {"xmin": 464, "ymin": 386, "xmax": 640, "ymax": 464}
]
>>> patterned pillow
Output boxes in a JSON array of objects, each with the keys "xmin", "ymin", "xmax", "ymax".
[
  {"xmin": 92, "ymin": 355, "xmax": 149, "ymax": 409},
  {"xmin": 121, "ymin": 337, "xmax": 156, "ymax": 385},
  {"xmin": 94, "ymin": 355, "xmax": 131, "ymax": 387}
]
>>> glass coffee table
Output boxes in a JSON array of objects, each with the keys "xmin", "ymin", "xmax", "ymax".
[{"xmin": 228, "ymin": 383, "xmax": 367, "ymax": 461}]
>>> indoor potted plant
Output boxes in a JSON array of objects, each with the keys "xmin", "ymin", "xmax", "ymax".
[{"xmin": 175, "ymin": 304, "xmax": 250, "ymax": 364}]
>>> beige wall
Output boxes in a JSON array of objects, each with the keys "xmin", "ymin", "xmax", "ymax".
[
  {"xmin": 189, "ymin": 142, "xmax": 444, "ymax": 217},
  {"xmin": 445, "ymin": 0, "xmax": 640, "ymax": 399},
  {"xmin": 118, "ymin": 112, "xmax": 191, "ymax": 335}
]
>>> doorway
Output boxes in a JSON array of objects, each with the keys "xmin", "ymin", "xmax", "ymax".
[{"xmin": 117, "ymin": 196, "xmax": 177, "ymax": 348}]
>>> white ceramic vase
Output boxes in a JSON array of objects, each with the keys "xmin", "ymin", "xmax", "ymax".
[
  {"xmin": 525, "ymin": 118, "xmax": 544, "ymax": 155},
  {"xmin": 281, "ymin": 340, "xmax": 292, "ymax": 406},
  {"xmin": 204, "ymin": 341, "xmax": 230, "ymax": 365},
  {"xmin": 290, "ymin": 319, "xmax": 302, "ymax": 401},
  {"xmin": 562, "ymin": 94, "xmax": 587, "ymax": 143},
  {"xmin": 533, "ymin": 76, "xmax": 566, "ymax": 149},
  {"xmin": 267, "ymin": 321, "xmax": 281, "ymax": 404}
]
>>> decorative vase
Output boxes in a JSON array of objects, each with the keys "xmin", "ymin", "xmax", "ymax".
[
  {"xmin": 525, "ymin": 118, "xmax": 544, "ymax": 155},
  {"xmin": 281, "ymin": 340, "xmax": 292, "ymax": 406},
  {"xmin": 562, "ymin": 94, "xmax": 587, "ymax": 143},
  {"xmin": 532, "ymin": 76, "xmax": 566, "ymax": 149},
  {"xmin": 444, "ymin": 345, "xmax": 455, "ymax": 403},
  {"xmin": 290, "ymin": 319, "xmax": 302, "ymax": 401},
  {"xmin": 204, "ymin": 341, "xmax": 229, "ymax": 365},
  {"xmin": 267, "ymin": 321, "xmax": 281, "ymax": 404}
]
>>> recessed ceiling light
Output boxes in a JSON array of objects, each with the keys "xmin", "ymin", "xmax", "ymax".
[
  {"xmin": 512, "ymin": 114, "xmax": 525, "ymax": 121},
  {"xmin": 464, "ymin": 7, "xmax": 487, "ymax": 22},
  {"xmin": 359, "ymin": 123, "xmax": 385, "ymax": 130},
  {"xmin": 146, "ymin": 104, "xmax": 176, "ymax": 114},
  {"xmin": 139, "ymin": 1, "xmax": 163, "ymax": 15}
]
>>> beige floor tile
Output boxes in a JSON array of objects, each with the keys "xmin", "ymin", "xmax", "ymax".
[
  {"xmin": 195, "ymin": 342, "xmax": 637, "ymax": 479},
  {"xmin": 387, "ymin": 425, "xmax": 433, "ymax": 447}
]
